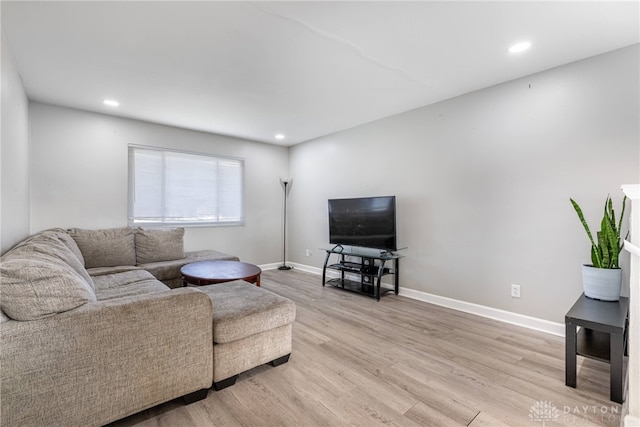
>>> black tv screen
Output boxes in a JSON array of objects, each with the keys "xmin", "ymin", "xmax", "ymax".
[{"xmin": 328, "ymin": 196, "xmax": 397, "ymax": 251}]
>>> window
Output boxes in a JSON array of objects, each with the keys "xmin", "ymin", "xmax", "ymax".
[{"xmin": 128, "ymin": 146, "xmax": 244, "ymax": 226}]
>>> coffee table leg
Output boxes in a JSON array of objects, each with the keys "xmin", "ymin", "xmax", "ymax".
[{"xmin": 256, "ymin": 274, "xmax": 261, "ymax": 287}]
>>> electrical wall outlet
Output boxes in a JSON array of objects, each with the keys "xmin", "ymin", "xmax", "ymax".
[
  {"xmin": 305, "ymin": 249, "xmax": 312, "ymax": 257},
  {"xmin": 511, "ymin": 284, "xmax": 521, "ymax": 298}
]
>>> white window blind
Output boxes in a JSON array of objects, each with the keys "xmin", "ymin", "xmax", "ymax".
[{"xmin": 128, "ymin": 146, "xmax": 244, "ymax": 226}]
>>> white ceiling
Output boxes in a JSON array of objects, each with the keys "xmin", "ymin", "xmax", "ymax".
[{"xmin": 3, "ymin": 1, "xmax": 639, "ymax": 146}]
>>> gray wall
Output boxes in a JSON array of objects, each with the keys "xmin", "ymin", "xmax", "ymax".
[
  {"xmin": 29, "ymin": 103, "xmax": 289, "ymax": 265},
  {"xmin": 1, "ymin": 34, "xmax": 30, "ymax": 253},
  {"xmin": 288, "ymin": 45, "xmax": 640, "ymax": 323}
]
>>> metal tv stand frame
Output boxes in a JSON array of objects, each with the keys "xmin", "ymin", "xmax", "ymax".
[{"xmin": 321, "ymin": 245, "xmax": 402, "ymax": 301}]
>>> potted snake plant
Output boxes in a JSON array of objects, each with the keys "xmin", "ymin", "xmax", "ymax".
[{"xmin": 570, "ymin": 195, "xmax": 628, "ymax": 301}]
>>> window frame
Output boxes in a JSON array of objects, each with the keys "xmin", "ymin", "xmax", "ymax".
[{"xmin": 127, "ymin": 144, "xmax": 245, "ymax": 227}]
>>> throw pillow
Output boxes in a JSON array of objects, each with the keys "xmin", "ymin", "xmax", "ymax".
[
  {"xmin": 135, "ymin": 227, "xmax": 185, "ymax": 265},
  {"xmin": 68, "ymin": 227, "xmax": 136, "ymax": 268}
]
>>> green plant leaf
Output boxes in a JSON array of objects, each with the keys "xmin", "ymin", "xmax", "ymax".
[
  {"xmin": 570, "ymin": 198, "xmax": 602, "ymax": 267},
  {"xmin": 618, "ymin": 196, "xmax": 627, "ymax": 236},
  {"xmin": 605, "ymin": 208, "xmax": 622, "ymax": 268},
  {"xmin": 590, "ymin": 246, "xmax": 601, "ymax": 268},
  {"xmin": 598, "ymin": 229, "xmax": 611, "ymax": 268},
  {"xmin": 606, "ymin": 195, "xmax": 618, "ymax": 236}
]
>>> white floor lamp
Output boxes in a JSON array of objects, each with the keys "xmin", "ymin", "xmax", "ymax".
[{"xmin": 278, "ymin": 177, "xmax": 292, "ymax": 270}]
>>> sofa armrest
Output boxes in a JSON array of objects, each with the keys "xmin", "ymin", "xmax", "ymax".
[{"xmin": 1, "ymin": 288, "xmax": 213, "ymax": 427}]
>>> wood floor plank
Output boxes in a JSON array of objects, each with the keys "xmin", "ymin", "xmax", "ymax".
[
  {"xmin": 468, "ymin": 411, "xmax": 513, "ymax": 427},
  {"xmin": 404, "ymin": 400, "xmax": 472, "ymax": 427},
  {"xmin": 110, "ymin": 269, "xmax": 624, "ymax": 426}
]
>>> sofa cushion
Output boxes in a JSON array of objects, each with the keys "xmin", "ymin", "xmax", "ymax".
[
  {"xmin": 135, "ymin": 227, "xmax": 185, "ymax": 265},
  {"xmin": 17, "ymin": 228, "xmax": 86, "ymax": 265},
  {"xmin": 87, "ymin": 265, "xmax": 142, "ymax": 277},
  {"xmin": 138, "ymin": 250, "xmax": 239, "ymax": 282},
  {"xmin": 93, "ymin": 270, "xmax": 169, "ymax": 301},
  {"xmin": 56, "ymin": 231, "xmax": 86, "ymax": 266},
  {"xmin": 5, "ymin": 229, "xmax": 95, "ymax": 292},
  {"xmin": 69, "ymin": 227, "xmax": 136, "ymax": 268},
  {"xmin": 197, "ymin": 281, "xmax": 296, "ymax": 344},
  {"xmin": 0, "ymin": 257, "xmax": 97, "ymax": 321}
]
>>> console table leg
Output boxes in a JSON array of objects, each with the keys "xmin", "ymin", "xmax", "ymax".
[
  {"xmin": 322, "ymin": 252, "xmax": 331, "ymax": 287},
  {"xmin": 376, "ymin": 260, "xmax": 386, "ymax": 301},
  {"xmin": 394, "ymin": 258, "xmax": 399, "ymax": 295},
  {"xmin": 565, "ymin": 320, "xmax": 577, "ymax": 388},
  {"xmin": 610, "ymin": 332, "xmax": 624, "ymax": 403}
]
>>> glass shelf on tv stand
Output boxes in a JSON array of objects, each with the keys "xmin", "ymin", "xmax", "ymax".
[
  {"xmin": 321, "ymin": 246, "xmax": 403, "ymax": 301},
  {"xmin": 320, "ymin": 245, "xmax": 402, "ymax": 260}
]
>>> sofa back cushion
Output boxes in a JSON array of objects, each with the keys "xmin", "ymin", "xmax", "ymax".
[
  {"xmin": 135, "ymin": 227, "xmax": 185, "ymax": 265},
  {"xmin": 56, "ymin": 231, "xmax": 86, "ymax": 266},
  {"xmin": 9, "ymin": 229, "xmax": 95, "ymax": 291},
  {"xmin": 0, "ymin": 253, "xmax": 97, "ymax": 321},
  {"xmin": 69, "ymin": 227, "xmax": 136, "ymax": 268}
]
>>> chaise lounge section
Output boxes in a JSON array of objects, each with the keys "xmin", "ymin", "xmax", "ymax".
[{"xmin": 198, "ymin": 281, "xmax": 295, "ymax": 390}]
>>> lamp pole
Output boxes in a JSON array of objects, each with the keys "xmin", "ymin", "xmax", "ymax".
[{"xmin": 278, "ymin": 180, "xmax": 292, "ymax": 270}]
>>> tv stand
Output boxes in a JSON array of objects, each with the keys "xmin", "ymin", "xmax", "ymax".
[{"xmin": 321, "ymin": 246, "xmax": 402, "ymax": 301}]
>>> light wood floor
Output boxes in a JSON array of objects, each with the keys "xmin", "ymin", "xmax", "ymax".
[{"xmin": 110, "ymin": 269, "xmax": 623, "ymax": 427}]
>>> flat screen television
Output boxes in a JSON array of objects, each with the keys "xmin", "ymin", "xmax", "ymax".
[{"xmin": 328, "ymin": 196, "xmax": 397, "ymax": 251}]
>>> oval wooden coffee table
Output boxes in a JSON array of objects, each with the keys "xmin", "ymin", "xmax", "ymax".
[{"xmin": 181, "ymin": 261, "xmax": 262, "ymax": 287}]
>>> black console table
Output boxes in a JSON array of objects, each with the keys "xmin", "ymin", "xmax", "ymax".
[
  {"xmin": 565, "ymin": 293, "xmax": 629, "ymax": 403},
  {"xmin": 321, "ymin": 246, "xmax": 401, "ymax": 301}
]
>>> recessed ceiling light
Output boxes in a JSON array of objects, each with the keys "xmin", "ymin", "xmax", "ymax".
[
  {"xmin": 508, "ymin": 41, "xmax": 532, "ymax": 54},
  {"xmin": 275, "ymin": 134, "xmax": 285, "ymax": 140},
  {"xmin": 103, "ymin": 99, "xmax": 119, "ymax": 107}
]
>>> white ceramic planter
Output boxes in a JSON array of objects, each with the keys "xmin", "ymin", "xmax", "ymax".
[{"xmin": 581, "ymin": 264, "xmax": 623, "ymax": 301}]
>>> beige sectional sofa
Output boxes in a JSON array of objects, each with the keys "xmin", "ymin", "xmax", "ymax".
[
  {"xmin": 0, "ymin": 227, "xmax": 296, "ymax": 427},
  {"xmin": 69, "ymin": 226, "xmax": 239, "ymax": 288}
]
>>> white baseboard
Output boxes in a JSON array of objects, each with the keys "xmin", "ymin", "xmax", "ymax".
[
  {"xmin": 267, "ymin": 262, "xmax": 564, "ymax": 337},
  {"xmin": 398, "ymin": 287, "xmax": 564, "ymax": 337},
  {"xmin": 259, "ymin": 262, "xmax": 321, "ymax": 273},
  {"xmin": 259, "ymin": 262, "xmax": 284, "ymax": 271},
  {"xmin": 289, "ymin": 262, "xmax": 325, "ymax": 275}
]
